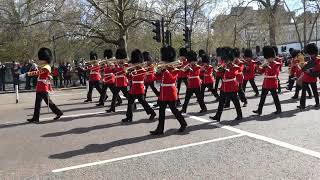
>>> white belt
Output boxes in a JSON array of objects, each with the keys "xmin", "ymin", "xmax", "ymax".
[
  {"xmin": 115, "ymin": 75, "xmax": 125, "ymax": 78},
  {"xmin": 146, "ymin": 72, "xmax": 152, "ymax": 75},
  {"xmin": 37, "ymin": 79, "xmax": 49, "ymax": 84},
  {"xmin": 161, "ymin": 83, "xmax": 175, "ymax": 87},
  {"xmin": 90, "ymin": 72, "xmax": 100, "ymax": 75},
  {"xmin": 104, "ymin": 73, "xmax": 113, "ymax": 76},
  {"xmin": 204, "ymin": 74, "xmax": 212, "ymax": 76},
  {"xmin": 222, "ymin": 78, "xmax": 236, "ymax": 82},
  {"xmin": 132, "ymin": 81, "xmax": 144, "ymax": 84},
  {"xmin": 264, "ymin": 75, "xmax": 277, "ymax": 79},
  {"xmin": 188, "ymin": 76, "xmax": 199, "ymax": 79}
]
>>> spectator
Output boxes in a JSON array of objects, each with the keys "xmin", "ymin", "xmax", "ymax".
[
  {"xmin": 64, "ymin": 62, "xmax": 72, "ymax": 87},
  {"xmin": 58, "ymin": 62, "xmax": 65, "ymax": 87},
  {"xmin": 25, "ymin": 61, "xmax": 32, "ymax": 90},
  {"xmin": 29, "ymin": 60, "xmax": 38, "ymax": 89},
  {"xmin": 77, "ymin": 62, "xmax": 85, "ymax": 86},
  {"xmin": 11, "ymin": 61, "xmax": 20, "ymax": 90},
  {"xmin": 52, "ymin": 65, "xmax": 59, "ymax": 87},
  {"xmin": 0, "ymin": 62, "xmax": 6, "ymax": 91}
]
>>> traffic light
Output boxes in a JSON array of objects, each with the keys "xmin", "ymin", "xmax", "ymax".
[
  {"xmin": 165, "ymin": 30, "xmax": 172, "ymax": 46},
  {"xmin": 152, "ymin": 20, "xmax": 161, "ymax": 43},
  {"xmin": 183, "ymin": 27, "xmax": 190, "ymax": 46}
]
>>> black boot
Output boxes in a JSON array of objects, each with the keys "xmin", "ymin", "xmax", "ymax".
[
  {"xmin": 252, "ymin": 110, "xmax": 262, "ymax": 115},
  {"xmin": 53, "ymin": 112, "xmax": 63, "ymax": 120},
  {"xmin": 106, "ymin": 108, "xmax": 115, "ymax": 113},
  {"xmin": 149, "ymin": 112, "xmax": 156, "ymax": 121},
  {"xmin": 209, "ymin": 115, "xmax": 220, "ymax": 122},
  {"xmin": 150, "ymin": 130, "xmax": 164, "ymax": 135}
]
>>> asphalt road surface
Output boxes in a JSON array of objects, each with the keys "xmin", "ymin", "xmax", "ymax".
[{"xmin": 1, "ymin": 68, "xmax": 320, "ymax": 180}]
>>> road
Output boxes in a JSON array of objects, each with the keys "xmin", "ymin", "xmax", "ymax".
[{"xmin": 1, "ymin": 67, "xmax": 320, "ymax": 180}]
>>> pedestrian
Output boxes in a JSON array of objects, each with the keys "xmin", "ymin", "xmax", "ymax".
[
  {"xmin": 242, "ymin": 48, "xmax": 259, "ymax": 96},
  {"xmin": 52, "ymin": 65, "xmax": 59, "ymax": 87},
  {"xmin": 297, "ymin": 43, "xmax": 320, "ymax": 109},
  {"xmin": 253, "ymin": 46, "xmax": 282, "ymax": 115},
  {"xmin": 84, "ymin": 51, "xmax": 104, "ymax": 104},
  {"xmin": 30, "ymin": 60, "xmax": 38, "ymax": 89},
  {"xmin": 209, "ymin": 47, "xmax": 243, "ymax": 122},
  {"xmin": 180, "ymin": 50, "xmax": 207, "ymax": 114},
  {"xmin": 150, "ymin": 46, "xmax": 187, "ymax": 135},
  {"xmin": 11, "ymin": 61, "xmax": 20, "ymax": 91},
  {"xmin": 27, "ymin": 47, "xmax": 63, "ymax": 123},
  {"xmin": 122, "ymin": 49, "xmax": 156, "ymax": 122},
  {"xmin": 0, "ymin": 62, "xmax": 6, "ymax": 91},
  {"xmin": 58, "ymin": 63, "xmax": 65, "ymax": 87}
]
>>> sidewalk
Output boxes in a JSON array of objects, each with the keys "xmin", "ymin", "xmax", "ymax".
[{"xmin": 0, "ymin": 85, "xmax": 86, "ymax": 94}]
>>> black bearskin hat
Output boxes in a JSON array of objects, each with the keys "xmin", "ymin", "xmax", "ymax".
[
  {"xmin": 305, "ymin": 43, "xmax": 318, "ymax": 55},
  {"xmin": 272, "ymin": 46, "xmax": 279, "ymax": 56},
  {"xmin": 130, "ymin": 49, "xmax": 143, "ymax": 64},
  {"xmin": 161, "ymin": 46, "xmax": 176, "ymax": 62},
  {"xmin": 201, "ymin": 54, "xmax": 210, "ymax": 64},
  {"xmin": 289, "ymin": 48, "xmax": 294, "ymax": 55},
  {"xmin": 143, "ymin": 51, "xmax": 152, "ymax": 62},
  {"xmin": 263, "ymin": 46, "xmax": 276, "ymax": 59},
  {"xmin": 90, "ymin": 51, "xmax": 98, "ymax": 60},
  {"xmin": 186, "ymin": 50, "xmax": 198, "ymax": 62},
  {"xmin": 233, "ymin": 48, "xmax": 241, "ymax": 58},
  {"xmin": 198, "ymin": 49, "xmax": 206, "ymax": 58},
  {"xmin": 38, "ymin": 47, "xmax": 52, "ymax": 63},
  {"xmin": 244, "ymin": 48, "xmax": 253, "ymax": 58},
  {"xmin": 104, "ymin": 49, "xmax": 113, "ymax": 59},
  {"xmin": 115, "ymin": 48, "xmax": 127, "ymax": 59},
  {"xmin": 291, "ymin": 50, "xmax": 301, "ymax": 59},
  {"xmin": 216, "ymin": 47, "xmax": 222, "ymax": 57},
  {"xmin": 221, "ymin": 47, "xmax": 234, "ymax": 63},
  {"xmin": 179, "ymin": 47, "xmax": 188, "ymax": 57}
]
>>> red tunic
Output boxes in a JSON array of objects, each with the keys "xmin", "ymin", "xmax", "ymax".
[
  {"xmin": 187, "ymin": 65, "xmax": 201, "ymax": 89},
  {"xmin": 129, "ymin": 68, "xmax": 146, "ymax": 95},
  {"xmin": 259, "ymin": 62, "xmax": 281, "ymax": 89},
  {"xmin": 145, "ymin": 66, "xmax": 156, "ymax": 83},
  {"xmin": 243, "ymin": 60, "xmax": 256, "ymax": 81},
  {"xmin": 234, "ymin": 58, "xmax": 244, "ymax": 84},
  {"xmin": 202, "ymin": 64, "xmax": 215, "ymax": 85},
  {"xmin": 216, "ymin": 59, "xmax": 225, "ymax": 78},
  {"xmin": 159, "ymin": 69, "xmax": 179, "ymax": 101},
  {"xmin": 290, "ymin": 59, "xmax": 299, "ymax": 77},
  {"xmin": 36, "ymin": 64, "xmax": 51, "ymax": 93},
  {"xmin": 220, "ymin": 64, "xmax": 239, "ymax": 93},
  {"xmin": 89, "ymin": 65, "xmax": 101, "ymax": 81},
  {"xmin": 103, "ymin": 65, "xmax": 115, "ymax": 85},
  {"xmin": 302, "ymin": 57, "xmax": 320, "ymax": 83},
  {"xmin": 178, "ymin": 58, "xmax": 188, "ymax": 78},
  {"xmin": 115, "ymin": 66, "xmax": 128, "ymax": 87}
]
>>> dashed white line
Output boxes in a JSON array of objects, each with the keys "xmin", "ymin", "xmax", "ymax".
[{"xmin": 52, "ymin": 134, "xmax": 245, "ymax": 173}]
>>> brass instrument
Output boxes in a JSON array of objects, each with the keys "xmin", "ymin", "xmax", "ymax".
[{"xmin": 155, "ymin": 61, "xmax": 183, "ymax": 72}]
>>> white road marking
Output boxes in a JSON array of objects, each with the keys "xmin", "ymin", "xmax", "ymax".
[{"xmin": 52, "ymin": 134, "xmax": 245, "ymax": 173}]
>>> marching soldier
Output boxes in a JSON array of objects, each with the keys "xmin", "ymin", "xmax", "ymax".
[
  {"xmin": 177, "ymin": 48, "xmax": 189, "ymax": 105},
  {"xmin": 27, "ymin": 47, "xmax": 63, "ymax": 123},
  {"xmin": 273, "ymin": 46, "xmax": 283, "ymax": 93},
  {"xmin": 106, "ymin": 49, "xmax": 129, "ymax": 113},
  {"xmin": 253, "ymin": 46, "xmax": 282, "ymax": 115},
  {"xmin": 297, "ymin": 43, "xmax": 320, "ymax": 109},
  {"xmin": 200, "ymin": 54, "xmax": 219, "ymax": 99},
  {"xmin": 209, "ymin": 47, "xmax": 243, "ymax": 122},
  {"xmin": 143, "ymin": 51, "xmax": 160, "ymax": 98},
  {"xmin": 242, "ymin": 49, "xmax": 259, "ymax": 96},
  {"xmin": 150, "ymin": 46, "xmax": 187, "ymax": 135},
  {"xmin": 122, "ymin": 49, "xmax": 156, "ymax": 122},
  {"xmin": 180, "ymin": 50, "xmax": 207, "ymax": 113},
  {"xmin": 214, "ymin": 47, "xmax": 225, "ymax": 97}
]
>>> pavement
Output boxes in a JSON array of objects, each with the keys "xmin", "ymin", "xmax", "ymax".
[{"xmin": 1, "ymin": 67, "xmax": 320, "ymax": 179}]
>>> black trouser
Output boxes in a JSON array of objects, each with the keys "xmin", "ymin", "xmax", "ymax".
[
  {"xmin": 201, "ymin": 83, "xmax": 219, "ymax": 98},
  {"xmin": 13, "ymin": 76, "xmax": 19, "ymax": 90},
  {"xmin": 32, "ymin": 77, "xmax": 37, "ymax": 89},
  {"xmin": 182, "ymin": 88, "xmax": 207, "ymax": 111},
  {"xmin": 225, "ymin": 85, "xmax": 247, "ymax": 107},
  {"xmin": 59, "ymin": 74, "xmax": 64, "ymax": 87},
  {"xmin": 25, "ymin": 76, "xmax": 31, "ymax": 90},
  {"xmin": 294, "ymin": 83, "xmax": 312, "ymax": 97},
  {"xmin": 102, "ymin": 84, "xmax": 121, "ymax": 102},
  {"xmin": 53, "ymin": 77, "xmax": 58, "ymax": 87},
  {"xmin": 214, "ymin": 77, "xmax": 222, "ymax": 91},
  {"xmin": 243, "ymin": 78, "xmax": 259, "ymax": 94},
  {"xmin": 287, "ymin": 75, "xmax": 295, "ymax": 90},
  {"xmin": 87, "ymin": 81, "xmax": 104, "ymax": 103},
  {"xmin": 215, "ymin": 91, "xmax": 242, "ymax": 119},
  {"xmin": 78, "ymin": 73, "xmax": 83, "ymax": 85},
  {"xmin": 300, "ymin": 82, "xmax": 319, "ymax": 107},
  {"xmin": 145, "ymin": 82, "xmax": 160, "ymax": 97},
  {"xmin": 110, "ymin": 86, "xmax": 129, "ymax": 110},
  {"xmin": 0, "ymin": 76, "xmax": 5, "ymax": 91},
  {"xmin": 257, "ymin": 88, "xmax": 281, "ymax": 112},
  {"xmin": 177, "ymin": 78, "xmax": 188, "ymax": 94},
  {"xmin": 126, "ymin": 94, "xmax": 154, "ymax": 120},
  {"xmin": 277, "ymin": 78, "xmax": 281, "ymax": 93},
  {"xmin": 32, "ymin": 92, "xmax": 62, "ymax": 121},
  {"xmin": 155, "ymin": 101, "xmax": 187, "ymax": 132}
]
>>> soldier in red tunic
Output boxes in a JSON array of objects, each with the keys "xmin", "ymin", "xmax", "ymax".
[
  {"xmin": 150, "ymin": 46, "xmax": 187, "ymax": 135},
  {"xmin": 200, "ymin": 54, "xmax": 219, "ymax": 99},
  {"xmin": 122, "ymin": 49, "xmax": 156, "ymax": 122},
  {"xmin": 273, "ymin": 46, "xmax": 283, "ymax": 93},
  {"xmin": 209, "ymin": 47, "xmax": 242, "ymax": 122},
  {"xmin": 84, "ymin": 51, "xmax": 104, "ymax": 105},
  {"xmin": 253, "ymin": 46, "xmax": 282, "ymax": 115},
  {"xmin": 106, "ymin": 49, "xmax": 129, "ymax": 113},
  {"xmin": 214, "ymin": 47, "xmax": 225, "ymax": 97},
  {"xmin": 98, "ymin": 49, "xmax": 122, "ymax": 107},
  {"xmin": 242, "ymin": 49, "xmax": 259, "ymax": 96},
  {"xmin": 297, "ymin": 43, "xmax": 320, "ymax": 109},
  {"xmin": 180, "ymin": 50, "xmax": 207, "ymax": 113},
  {"xmin": 177, "ymin": 48, "xmax": 189, "ymax": 105},
  {"xmin": 224, "ymin": 48, "xmax": 248, "ymax": 108},
  {"xmin": 143, "ymin": 51, "xmax": 160, "ymax": 98},
  {"xmin": 27, "ymin": 48, "xmax": 63, "ymax": 123}
]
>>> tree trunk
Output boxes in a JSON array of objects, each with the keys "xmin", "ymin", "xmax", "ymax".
[
  {"xmin": 268, "ymin": 13, "xmax": 277, "ymax": 46},
  {"xmin": 118, "ymin": 29, "xmax": 127, "ymax": 51}
]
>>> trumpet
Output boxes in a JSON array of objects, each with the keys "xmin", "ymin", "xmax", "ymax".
[{"xmin": 155, "ymin": 61, "xmax": 183, "ymax": 72}]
